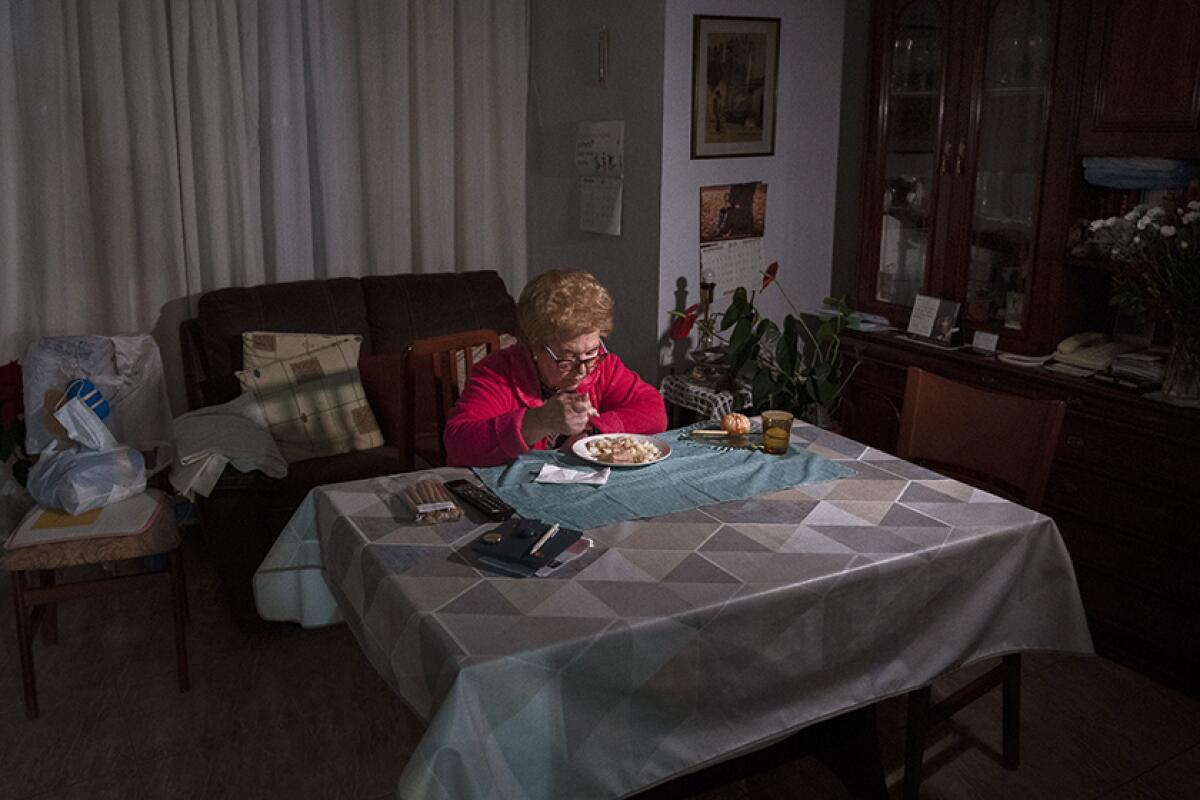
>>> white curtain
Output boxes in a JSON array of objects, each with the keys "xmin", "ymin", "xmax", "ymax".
[
  {"xmin": 0, "ymin": 0, "xmax": 528, "ymax": 392},
  {"xmin": 0, "ymin": 0, "xmax": 188, "ymax": 351}
]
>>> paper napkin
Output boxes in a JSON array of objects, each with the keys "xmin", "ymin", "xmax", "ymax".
[{"xmin": 535, "ymin": 463, "xmax": 611, "ymax": 486}]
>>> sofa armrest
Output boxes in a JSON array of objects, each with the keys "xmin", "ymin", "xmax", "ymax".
[
  {"xmin": 195, "ymin": 464, "xmax": 288, "ymax": 630},
  {"xmin": 359, "ymin": 353, "xmax": 406, "ymax": 451}
]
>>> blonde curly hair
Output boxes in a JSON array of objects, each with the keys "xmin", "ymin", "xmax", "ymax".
[{"xmin": 517, "ymin": 269, "xmax": 614, "ymax": 347}]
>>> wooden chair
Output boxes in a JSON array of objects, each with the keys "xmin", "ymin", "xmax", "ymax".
[
  {"xmin": 896, "ymin": 367, "xmax": 1065, "ymax": 799},
  {"xmin": 2, "ymin": 490, "xmax": 190, "ymax": 719},
  {"xmin": 402, "ymin": 328, "xmax": 501, "ymax": 470}
]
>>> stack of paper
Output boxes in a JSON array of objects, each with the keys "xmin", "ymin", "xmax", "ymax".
[
  {"xmin": 1110, "ymin": 352, "xmax": 1166, "ymax": 383},
  {"xmin": 5, "ymin": 491, "xmax": 161, "ymax": 549}
]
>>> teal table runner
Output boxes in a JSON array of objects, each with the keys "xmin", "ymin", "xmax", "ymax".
[{"xmin": 474, "ymin": 427, "xmax": 854, "ymax": 531}]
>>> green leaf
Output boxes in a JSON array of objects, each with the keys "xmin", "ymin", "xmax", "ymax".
[
  {"xmin": 755, "ymin": 317, "xmax": 779, "ymax": 343},
  {"xmin": 721, "ymin": 295, "xmax": 750, "ymax": 330},
  {"xmin": 727, "ymin": 317, "xmax": 756, "ymax": 372},
  {"xmin": 823, "ymin": 295, "xmax": 851, "ymax": 315},
  {"xmin": 780, "ymin": 315, "xmax": 800, "ymax": 377},
  {"xmin": 751, "ymin": 367, "xmax": 776, "ymax": 408}
]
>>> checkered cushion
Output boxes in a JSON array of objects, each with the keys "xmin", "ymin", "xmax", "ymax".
[
  {"xmin": 236, "ymin": 334, "xmax": 383, "ymax": 463},
  {"xmin": 243, "ymin": 331, "xmax": 351, "ymax": 368}
]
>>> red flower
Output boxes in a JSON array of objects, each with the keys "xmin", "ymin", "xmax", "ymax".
[
  {"xmin": 669, "ymin": 304, "xmax": 700, "ymax": 340},
  {"xmin": 762, "ymin": 261, "xmax": 779, "ymax": 289},
  {"xmin": 0, "ymin": 360, "xmax": 23, "ymax": 430}
]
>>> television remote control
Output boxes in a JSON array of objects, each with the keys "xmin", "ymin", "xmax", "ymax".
[{"xmin": 445, "ymin": 479, "xmax": 516, "ymax": 521}]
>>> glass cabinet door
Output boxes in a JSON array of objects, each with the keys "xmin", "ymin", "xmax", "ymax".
[
  {"xmin": 872, "ymin": 0, "xmax": 950, "ymax": 309},
  {"xmin": 962, "ymin": 0, "xmax": 1054, "ymax": 331}
]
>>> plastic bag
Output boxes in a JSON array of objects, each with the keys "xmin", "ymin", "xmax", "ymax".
[
  {"xmin": 22, "ymin": 335, "xmax": 174, "ymax": 470},
  {"xmin": 27, "ymin": 442, "xmax": 146, "ymax": 515},
  {"xmin": 25, "ymin": 396, "xmax": 146, "ymax": 516}
]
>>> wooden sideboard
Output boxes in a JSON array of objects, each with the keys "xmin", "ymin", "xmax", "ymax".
[{"xmin": 840, "ymin": 330, "xmax": 1200, "ymax": 696}]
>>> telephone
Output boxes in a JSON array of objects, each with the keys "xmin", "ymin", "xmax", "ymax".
[
  {"xmin": 1053, "ymin": 332, "xmax": 1135, "ymax": 371},
  {"xmin": 1057, "ymin": 331, "xmax": 1107, "ymax": 355}
]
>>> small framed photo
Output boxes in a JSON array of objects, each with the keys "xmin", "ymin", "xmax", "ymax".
[
  {"xmin": 691, "ymin": 15, "xmax": 780, "ymax": 159},
  {"xmin": 907, "ymin": 294, "xmax": 961, "ymax": 346}
]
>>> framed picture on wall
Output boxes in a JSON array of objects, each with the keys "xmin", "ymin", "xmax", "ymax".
[{"xmin": 691, "ymin": 15, "xmax": 780, "ymax": 159}]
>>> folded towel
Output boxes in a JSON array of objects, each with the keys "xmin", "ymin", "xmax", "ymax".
[
  {"xmin": 1082, "ymin": 157, "xmax": 1194, "ymax": 172},
  {"xmin": 1084, "ymin": 158, "xmax": 1200, "ymax": 189},
  {"xmin": 170, "ymin": 393, "xmax": 286, "ymax": 500},
  {"xmin": 534, "ymin": 463, "xmax": 610, "ymax": 485}
]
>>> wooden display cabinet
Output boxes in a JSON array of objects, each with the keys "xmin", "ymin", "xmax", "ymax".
[
  {"xmin": 848, "ymin": 0, "xmax": 1200, "ymax": 695},
  {"xmin": 857, "ymin": 0, "xmax": 1090, "ymax": 354},
  {"xmin": 1077, "ymin": 0, "xmax": 1200, "ymax": 158}
]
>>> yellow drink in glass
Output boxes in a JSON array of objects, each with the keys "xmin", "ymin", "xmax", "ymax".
[{"xmin": 761, "ymin": 410, "xmax": 794, "ymax": 455}]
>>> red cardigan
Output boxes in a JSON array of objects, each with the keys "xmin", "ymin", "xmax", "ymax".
[{"xmin": 444, "ymin": 344, "xmax": 667, "ymax": 467}]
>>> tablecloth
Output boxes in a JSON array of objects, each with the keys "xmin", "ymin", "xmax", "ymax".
[
  {"xmin": 474, "ymin": 428, "xmax": 852, "ymax": 531},
  {"xmin": 258, "ymin": 422, "xmax": 1093, "ymax": 799}
]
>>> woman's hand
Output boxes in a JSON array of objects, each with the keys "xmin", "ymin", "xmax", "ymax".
[{"xmin": 521, "ymin": 392, "xmax": 597, "ymax": 445}]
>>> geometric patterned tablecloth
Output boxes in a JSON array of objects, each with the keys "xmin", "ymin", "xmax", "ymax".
[{"xmin": 297, "ymin": 423, "xmax": 1094, "ymax": 799}]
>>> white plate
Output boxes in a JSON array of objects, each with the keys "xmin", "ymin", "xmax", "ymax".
[{"xmin": 572, "ymin": 433, "xmax": 672, "ymax": 468}]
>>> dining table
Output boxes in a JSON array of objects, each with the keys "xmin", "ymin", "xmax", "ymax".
[{"xmin": 253, "ymin": 421, "xmax": 1093, "ymax": 799}]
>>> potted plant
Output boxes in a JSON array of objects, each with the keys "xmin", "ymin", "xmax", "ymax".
[{"xmin": 720, "ymin": 264, "xmax": 859, "ymax": 428}]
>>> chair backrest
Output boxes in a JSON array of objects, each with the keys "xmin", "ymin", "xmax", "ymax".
[
  {"xmin": 895, "ymin": 367, "xmax": 1066, "ymax": 509},
  {"xmin": 403, "ymin": 328, "xmax": 501, "ymax": 470}
]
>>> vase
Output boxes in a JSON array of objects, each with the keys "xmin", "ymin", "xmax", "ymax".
[{"xmin": 1159, "ymin": 337, "xmax": 1200, "ymax": 406}]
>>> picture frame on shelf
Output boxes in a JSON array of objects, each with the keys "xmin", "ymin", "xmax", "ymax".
[
  {"xmin": 691, "ymin": 15, "xmax": 780, "ymax": 159},
  {"xmin": 904, "ymin": 294, "xmax": 963, "ymax": 348}
]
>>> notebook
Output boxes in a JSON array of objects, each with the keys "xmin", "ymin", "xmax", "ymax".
[{"xmin": 468, "ymin": 517, "xmax": 582, "ymax": 570}]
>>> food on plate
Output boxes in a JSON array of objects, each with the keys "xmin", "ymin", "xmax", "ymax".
[
  {"xmin": 720, "ymin": 412, "xmax": 751, "ymax": 435},
  {"xmin": 585, "ymin": 435, "xmax": 661, "ymax": 464}
]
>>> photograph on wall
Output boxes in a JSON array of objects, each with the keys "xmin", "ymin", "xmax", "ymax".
[
  {"xmin": 691, "ymin": 15, "xmax": 780, "ymax": 159},
  {"xmin": 699, "ymin": 181, "xmax": 768, "ymax": 242}
]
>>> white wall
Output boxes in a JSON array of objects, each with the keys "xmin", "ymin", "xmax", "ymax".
[
  {"xmin": 528, "ymin": 0, "xmax": 848, "ymax": 380},
  {"xmin": 658, "ymin": 0, "xmax": 847, "ymax": 374},
  {"xmin": 526, "ymin": 1, "xmax": 666, "ymax": 379}
]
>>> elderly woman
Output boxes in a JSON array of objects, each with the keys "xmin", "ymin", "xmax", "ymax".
[{"xmin": 445, "ymin": 269, "xmax": 667, "ymax": 467}]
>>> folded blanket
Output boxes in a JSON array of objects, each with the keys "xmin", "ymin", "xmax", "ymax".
[
  {"xmin": 1082, "ymin": 157, "xmax": 1194, "ymax": 172},
  {"xmin": 1083, "ymin": 158, "xmax": 1200, "ymax": 189},
  {"xmin": 170, "ymin": 393, "xmax": 286, "ymax": 500}
]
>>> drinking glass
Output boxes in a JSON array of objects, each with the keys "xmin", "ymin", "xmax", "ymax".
[{"xmin": 761, "ymin": 410, "xmax": 794, "ymax": 455}]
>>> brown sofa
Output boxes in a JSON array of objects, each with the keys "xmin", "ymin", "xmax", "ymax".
[{"xmin": 179, "ymin": 271, "xmax": 518, "ymax": 628}]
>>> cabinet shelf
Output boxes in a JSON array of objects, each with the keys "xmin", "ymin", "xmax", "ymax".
[
  {"xmin": 983, "ymin": 85, "xmax": 1047, "ymax": 95},
  {"xmin": 973, "ymin": 214, "xmax": 1033, "ymax": 231}
]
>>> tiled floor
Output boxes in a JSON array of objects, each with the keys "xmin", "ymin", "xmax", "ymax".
[{"xmin": 1, "ymin": 535, "xmax": 1197, "ymax": 799}]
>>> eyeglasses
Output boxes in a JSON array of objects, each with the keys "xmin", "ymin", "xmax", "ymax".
[{"xmin": 543, "ymin": 338, "xmax": 608, "ymax": 373}]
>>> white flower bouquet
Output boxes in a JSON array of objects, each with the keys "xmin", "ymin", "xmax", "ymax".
[{"xmin": 1090, "ymin": 197, "xmax": 1200, "ymax": 401}]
